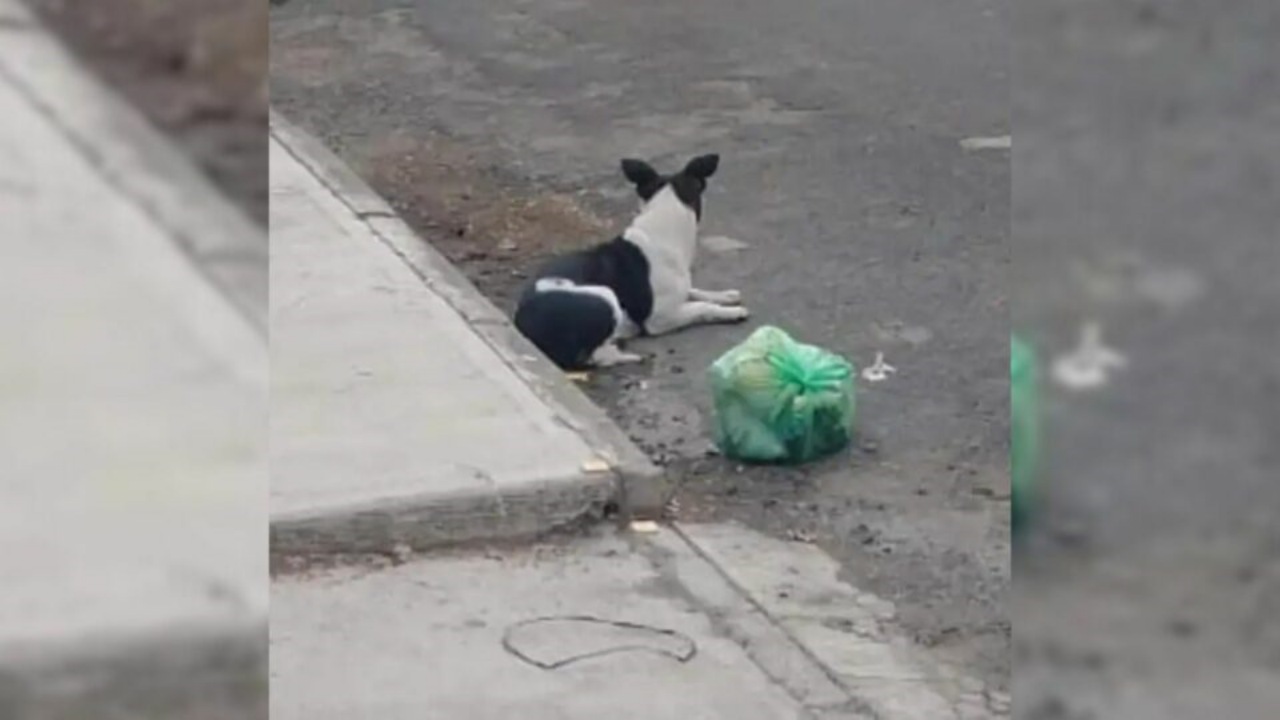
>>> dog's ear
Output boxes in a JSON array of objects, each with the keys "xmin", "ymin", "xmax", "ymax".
[
  {"xmin": 621, "ymin": 158, "xmax": 660, "ymax": 187},
  {"xmin": 683, "ymin": 154, "xmax": 720, "ymax": 180}
]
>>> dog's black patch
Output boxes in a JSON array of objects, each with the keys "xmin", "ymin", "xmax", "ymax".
[
  {"xmin": 620, "ymin": 154, "xmax": 719, "ymax": 220},
  {"xmin": 522, "ymin": 237, "xmax": 653, "ymax": 334},
  {"xmin": 514, "ymin": 291, "xmax": 617, "ymax": 371},
  {"xmin": 621, "ymin": 159, "xmax": 663, "ymax": 201}
]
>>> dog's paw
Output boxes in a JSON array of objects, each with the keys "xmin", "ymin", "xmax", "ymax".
[
  {"xmin": 591, "ymin": 345, "xmax": 646, "ymax": 367},
  {"xmin": 717, "ymin": 289, "xmax": 743, "ymax": 306},
  {"xmin": 724, "ymin": 306, "xmax": 750, "ymax": 323}
]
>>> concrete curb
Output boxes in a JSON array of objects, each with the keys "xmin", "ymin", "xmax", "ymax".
[
  {"xmin": 270, "ymin": 112, "xmax": 667, "ymax": 555},
  {"xmin": 0, "ymin": 0, "xmax": 267, "ymax": 338},
  {"xmin": 670, "ymin": 523, "xmax": 1010, "ymax": 719},
  {"xmin": 270, "ymin": 471, "xmax": 617, "ymax": 556},
  {"xmin": 0, "ymin": 3, "xmax": 266, "ymax": 717},
  {"xmin": 1, "ymin": 621, "xmax": 266, "ymax": 719},
  {"xmin": 641, "ymin": 528, "xmax": 872, "ymax": 718}
]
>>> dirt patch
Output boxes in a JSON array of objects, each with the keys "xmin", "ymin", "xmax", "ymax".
[
  {"xmin": 357, "ymin": 131, "xmax": 614, "ymax": 310},
  {"xmin": 27, "ymin": 0, "xmax": 267, "ymax": 225}
]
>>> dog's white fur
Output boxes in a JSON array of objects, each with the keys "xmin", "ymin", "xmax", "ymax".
[{"xmin": 621, "ymin": 184, "xmax": 748, "ymax": 338}]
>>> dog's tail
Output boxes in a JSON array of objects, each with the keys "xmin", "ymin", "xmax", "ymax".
[{"xmin": 514, "ymin": 290, "xmax": 617, "ymax": 371}]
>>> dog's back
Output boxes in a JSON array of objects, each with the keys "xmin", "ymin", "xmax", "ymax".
[{"xmin": 521, "ymin": 239, "xmax": 653, "ymax": 334}]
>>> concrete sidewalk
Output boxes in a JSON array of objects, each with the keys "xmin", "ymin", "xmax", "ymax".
[
  {"xmin": 271, "ymin": 525, "xmax": 848, "ymax": 720},
  {"xmin": 0, "ymin": 2, "xmax": 266, "ymax": 717},
  {"xmin": 269, "ymin": 115, "xmax": 662, "ymax": 554},
  {"xmin": 273, "ymin": 522, "xmax": 999, "ymax": 719}
]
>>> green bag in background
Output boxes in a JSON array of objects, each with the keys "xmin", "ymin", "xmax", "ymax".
[
  {"xmin": 708, "ymin": 326, "xmax": 856, "ymax": 464},
  {"xmin": 1011, "ymin": 335, "xmax": 1040, "ymax": 531}
]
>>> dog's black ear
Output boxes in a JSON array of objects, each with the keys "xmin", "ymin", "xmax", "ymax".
[
  {"xmin": 683, "ymin": 154, "xmax": 720, "ymax": 180},
  {"xmin": 621, "ymin": 158, "xmax": 660, "ymax": 187}
]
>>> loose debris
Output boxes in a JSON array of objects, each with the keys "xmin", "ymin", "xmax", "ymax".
[
  {"xmin": 502, "ymin": 616, "xmax": 697, "ymax": 669},
  {"xmin": 629, "ymin": 520, "xmax": 660, "ymax": 534},
  {"xmin": 960, "ymin": 135, "xmax": 1012, "ymax": 151},
  {"xmin": 663, "ymin": 496, "xmax": 682, "ymax": 519},
  {"xmin": 700, "ymin": 235, "xmax": 750, "ymax": 254},
  {"xmin": 861, "ymin": 352, "xmax": 897, "ymax": 382},
  {"xmin": 390, "ymin": 542, "xmax": 413, "ymax": 565},
  {"xmin": 580, "ymin": 458, "xmax": 612, "ymax": 473},
  {"xmin": 1051, "ymin": 321, "xmax": 1127, "ymax": 390},
  {"xmin": 786, "ymin": 528, "xmax": 817, "ymax": 544}
]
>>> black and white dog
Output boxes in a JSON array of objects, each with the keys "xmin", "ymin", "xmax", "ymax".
[{"xmin": 514, "ymin": 154, "xmax": 749, "ymax": 370}]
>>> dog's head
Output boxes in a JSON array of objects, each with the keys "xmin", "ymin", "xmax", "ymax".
[{"xmin": 620, "ymin": 154, "xmax": 719, "ymax": 220}]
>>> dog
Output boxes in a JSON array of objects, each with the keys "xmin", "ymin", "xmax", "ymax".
[{"xmin": 514, "ymin": 154, "xmax": 749, "ymax": 370}]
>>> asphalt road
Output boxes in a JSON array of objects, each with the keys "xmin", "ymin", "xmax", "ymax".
[
  {"xmin": 271, "ymin": 0, "xmax": 1011, "ymax": 693},
  {"xmin": 1014, "ymin": 1, "xmax": 1280, "ymax": 717}
]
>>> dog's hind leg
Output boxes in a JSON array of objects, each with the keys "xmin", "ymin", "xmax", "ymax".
[
  {"xmin": 689, "ymin": 288, "xmax": 742, "ymax": 306},
  {"xmin": 647, "ymin": 301, "xmax": 749, "ymax": 335}
]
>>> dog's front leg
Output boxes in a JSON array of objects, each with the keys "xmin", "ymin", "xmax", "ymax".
[
  {"xmin": 590, "ymin": 342, "xmax": 645, "ymax": 367},
  {"xmin": 689, "ymin": 288, "xmax": 742, "ymax": 306},
  {"xmin": 614, "ymin": 316, "xmax": 642, "ymax": 340},
  {"xmin": 647, "ymin": 301, "xmax": 749, "ymax": 335}
]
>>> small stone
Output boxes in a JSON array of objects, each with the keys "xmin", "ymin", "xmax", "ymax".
[
  {"xmin": 700, "ymin": 235, "xmax": 749, "ymax": 253},
  {"xmin": 390, "ymin": 543, "xmax": 413, "ymax": 564},
  {"xmin": 787, "ymin": 529, "xmax": 816, "ymax": 544},
  {"xmin": 959, "ymin": 135, "xmax": 1012, "ymax": 151},
  {"xmin": 1167, "ymin": 618, "xmax": 1198, "ymax": 638},
  {"xmin": 580, "ymin": 458, "xmax": 611, "ymax": 473}
]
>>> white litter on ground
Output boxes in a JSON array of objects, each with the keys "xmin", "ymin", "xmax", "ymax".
[
  {"xmin": 960, "ymin": 135, "xmax": 1012, "ymax": 151},
  {"xmin": 1052, "ymin": 322, "xmax": 1127, "ymax": 390},
  {"xmin": 861, "ymin": 352, "xmax": 897, "ymax": 383},
  {"xmin": 580, "ymin": 458, "xmax": 612, "ymax": 473},
  {"xmin": 700, "ymin": 235, "xmax": 750, "ymax": 254}
]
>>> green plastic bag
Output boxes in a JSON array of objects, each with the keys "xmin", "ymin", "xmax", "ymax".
[
  {"xmin": 1011, "ymin": 335, "xmax": 1040, "ymax": 531},
  {"xmin": 709, "ymin": 326, "xmax": 856, "ymax": 464}
]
